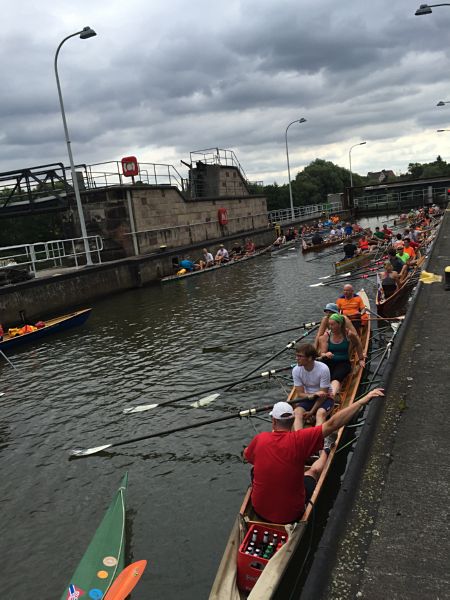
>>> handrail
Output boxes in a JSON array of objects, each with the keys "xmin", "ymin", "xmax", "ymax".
[{"xmin": 0, "ymin": 235, "xmax": 103, "ymax": 274}]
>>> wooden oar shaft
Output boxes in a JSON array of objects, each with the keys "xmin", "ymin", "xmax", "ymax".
[
  {"xmin": 226, "ymin": 325, "xmax": 319, "ymax": 392},
  {"xmin": 92, "ymin": 405, "xmax": 274, "ymax": 453},
  {"xmin": 203, "ymin": 321, "xmax": 319, "ymax": 351},
  {"xmin": 127, "ymin": 365, "xmax": 293, "ymax": 411}
]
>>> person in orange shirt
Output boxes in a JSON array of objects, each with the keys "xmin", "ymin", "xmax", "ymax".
[
  {"xmin": 402, "ymin": 238, "xmax": 416, "ymax": 261},
  {"xmin": 336, "ymin": 284, "xmax": 368, "ymax": 331}
]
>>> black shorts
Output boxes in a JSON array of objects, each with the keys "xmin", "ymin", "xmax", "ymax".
[{"xmin": 322, "ymin": 358, "xmax": 352, "ymax": 382}]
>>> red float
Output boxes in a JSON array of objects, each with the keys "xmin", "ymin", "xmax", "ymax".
[
  {"xmin": 121, "ymin": 156, "xmax": 139, "ymax": 177},
  {"xmin": 218, "ymin": 208, "xmax": 228, "ymax": 225}
]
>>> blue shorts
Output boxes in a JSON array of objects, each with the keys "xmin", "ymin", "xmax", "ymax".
[{"xmin": 295, "ymin": 397, "xmax": 334, "ymax": 412}]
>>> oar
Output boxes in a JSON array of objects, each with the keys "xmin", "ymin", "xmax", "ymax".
[
  {"xmin": 202, "ymin": 321, "xmax": 319, "ymax": 352},
  {"xmin": 123, "ymin": 365, "xmax": 293, "ymax": 413},
  {"xmin": 225, "ymin": 325, "xmax": 319, "ymax": 393},
  {"xmin": 0, "ymin": 349, "xmax": 18, "ymax": 370},
  {"xmin": 71, "ymin": 404, "xmax": 274, "ymax": 457},
  {"xmin": 104, "ymin": 560, "xmax": 147, "ymax": 600}
]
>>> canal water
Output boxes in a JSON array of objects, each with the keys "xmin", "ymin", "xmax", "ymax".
[{"xmin": 0, "ymin": 215, "xmax": 393, "ymax": 599}]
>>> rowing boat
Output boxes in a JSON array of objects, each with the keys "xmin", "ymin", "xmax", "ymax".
[
  {"xmin": 334, "ymin": 250, "xmax": 377, "ymax": 273},
  {"xmin": 301, "ymin": 233, "xmax": 360, "ymax": 254},
  {"xmin": 0, "ymin": 308, "xmax": 92, "ymax": 351},
  {"xmin": 161, "ymin": 245, "xmax": 271, "ymax": 283},
  {"xmin": 61, "ymin": 473, "xmax": 127, "ymax": 600},
  {"xmin": 208, "ymin": 291, "xmax": 371, "ymax": 599}
]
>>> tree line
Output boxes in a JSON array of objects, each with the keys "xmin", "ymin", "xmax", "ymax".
[{"xmin": 259, "ymin": 156, "xmax": 450, "ymax": 211}]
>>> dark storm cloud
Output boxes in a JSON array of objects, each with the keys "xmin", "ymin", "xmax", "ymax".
[{"xmin": 2, "ymin": 0, "xmax": 450, "ymax": 178}]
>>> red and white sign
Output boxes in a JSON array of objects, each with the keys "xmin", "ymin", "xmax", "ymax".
[{"xmin": 121, "ymin": 156, "xmax": 139, "ymax": 177}]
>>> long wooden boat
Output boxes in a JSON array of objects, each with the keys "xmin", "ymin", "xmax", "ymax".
[
  {"xmin": 301, "ymin": 232, "xmax": 360, "ymax": 254},
  {"xmin": 376, "ymin": 255, "xmax": 425, "ymax": 317},
  {"xmin": 0, "ymin": 308, "xmax": 92, "ymax": 351},
  {"xmin": 161, "ymin": 245, "xmax": 271, "ymax": 283},
  {"xmin": 208, "ymin": 291, "xmax": 371, "ymax": 599},
  {"xmin": 334, "ymin": 250, "xmax": 378, "ymax": 273},
  {"xmin": 270, "ymin": 239, "xmax": 298, "ymax": 255},
  {"xmin": 60, "ymin": 473, "xmax": 128, "ymax": 600}
]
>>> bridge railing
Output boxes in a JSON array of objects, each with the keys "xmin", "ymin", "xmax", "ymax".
[
  {"xmin": 355, "ymin": 187, "xmax": 446, "ymax": 210},
  {"xmin": 268, "ymin": 201, "xmax": 343, "ymax": 224},
  {"xmin": 0, "ymin": 235, "xmax": 103, "ymax": 275}
]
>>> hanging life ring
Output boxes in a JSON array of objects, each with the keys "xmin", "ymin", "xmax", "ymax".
[{"xmin": 218, "ymin": 208, "xmax": 229, "ymax": 226}]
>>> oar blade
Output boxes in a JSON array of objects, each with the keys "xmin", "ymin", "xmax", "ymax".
[
  {"xmin": 190, "ymin": 393, "xmax": 221, "ymax": 408},
  {"xmin": 123, "ymin": 403, "xmax": 159, "ymax": 414},
  {"xmin": 309, "ymin": 282, "xmax": 324, "ymax": 287},
  {"xmin": 104, "ymin": 560, "xmax": 147, "ymax": 600},
  {"xmin": 70, "ymin": 444, "xmax": 112, "ymax": 457}
]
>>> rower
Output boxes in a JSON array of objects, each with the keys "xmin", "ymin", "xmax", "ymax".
[
  {"xmin": 380, "ymin": 262, "xmax": 399, "ymax": 298},
  {"xmin": 244, "ymin": 239, "xmax": 256, "ymax": 254},
  {"xmin": 357, "ymin": 235, "xmax": 370, "ymax": 253},
  {"xmin": 344, "ymin": 223, "xmax": 353, "ymax": 237},
  {"xmin": 315, "ymin": 303, "xmax": 358, "ymax": 348},
  {"xmin": 311, "ymin": 231, "xmax": 324, "ymax": 245},
  {"xmin": 243, "ymin": 389, "xmax": 385, "ymax": 524},
  {"xmin": 336, "ymin": 284, "xmax": 367, "ymax": 332},
  {"xmin": 200, "ymin": 248, "xmax": 214, "ymax": 269},
  {"xmin": 215, "ymin": 244, "xmax": 230, "ymax": 264},
  {"xmin": 342, "ymin": 239, "xmax": 357, "ymax": 260}
]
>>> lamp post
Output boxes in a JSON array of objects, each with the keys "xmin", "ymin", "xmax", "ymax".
[
  {"xmin": 348, "ymin": 141, "xmax": 366, "ymax": 189},
  {"xmin": 415, "ymin": 3, "xmax": 450, "ymax": 15},
  {"xmin": 285, "ymin": 118, "xmax": 307, "ymax": 221},
  {"xmin": 54, "ymin": 26, "xmax": 96, "ymax": 266}
]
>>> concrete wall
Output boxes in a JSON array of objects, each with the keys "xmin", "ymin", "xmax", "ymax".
[{"xmin": 72, "ymin": 178, "xmax": 267, "ymax": 259}]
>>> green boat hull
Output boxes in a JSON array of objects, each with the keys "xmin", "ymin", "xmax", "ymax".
[{"xmin": 61, "ymin": 473, "xmax": 127, "ymax": 600}]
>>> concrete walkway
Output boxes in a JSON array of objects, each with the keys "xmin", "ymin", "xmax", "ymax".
[{"xmin": 324, "ymin": 209, "xmax": 450, "ymax": 599}]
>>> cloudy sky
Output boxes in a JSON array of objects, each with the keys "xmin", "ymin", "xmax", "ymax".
[{"xmin": 2, "ymin": 0, "xmax": 450, "ymax": 185}]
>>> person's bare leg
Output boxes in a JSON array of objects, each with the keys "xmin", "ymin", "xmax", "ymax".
[
  {"xmin": 293, "ymin": 407, "xmax": 306, "ymax": 430},
  {"xmin": 305, "ymin": 448, "xmax": 329, "ymax": 480},
  {"xmin": 315, "ymin": 407, "xmax": 327, "ymax": 426}
]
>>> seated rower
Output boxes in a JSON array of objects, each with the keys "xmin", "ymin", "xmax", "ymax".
[
  {"xmin": 291, "ymin": 343, "xmax": 334, "ymax": 429},
  {"xmin": 342, "ymin": 239, "xmax": 357, "ymax": 260},
  {"xmin": 387, "ymin": 247, "xmax": 408, "ymax": 283},
  {"xmin": 318, "ymin": 313, "xmax": 365, "ymax": 397},
  {"xmin": 273, "ymin": 233, "xmax": 286, "ymax": 247},
  {"xmin": 230, "ymin": 241, "xmax": 244, "ymax": 259},
  {"xmin": 178, "ymin": 257, "xmax": 199, "ymax": 272},
  {"xmin": 344, "ymin": 223, "xmax": 354, "ymax": 237},
  {"xmin": 244, "ymin": 239, "xmax": 256, "ymax": 254},
  {"xmin": 380, "ymin": 262, "xmax": 399, "ymax": 298},
  {"xmin": 311, "ymin": 231, "xmax": 324, "ymax": 245},
  {"xmin": 336, "ymin": 284, "xmax": 368, "ymax": 332},
  {"xmin": 315, "ymin": 303, "xmax": 357, "ymax": 348},
  {"xmin": 200, "ymin": 248, "xmax": 214, "ymax": 269},
  {"xmin": 215, "ymin": 244, "xmax": 230, "ymax": 264},
  {"xmin": 243, "ymin": 389, "xmax": 384, "ymax": 524},
  {"xmin": 402, "ymin": 238, "xmax": 417, "ymax": 263},
  {"xmin": 382, "ymin": 224, "xmax": 393, "ymax": 238},
  {"xmin": 372, "ymin": 226, "xmax": 385, "ymax": 243},
  {"xmin": 357, "ymin": 235, "xmax": 370, "ymax": 253}
]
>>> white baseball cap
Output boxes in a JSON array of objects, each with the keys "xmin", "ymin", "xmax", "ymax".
[{"xmin": 270, "ymin": 402, "xmax": 294, "ymax": 419}]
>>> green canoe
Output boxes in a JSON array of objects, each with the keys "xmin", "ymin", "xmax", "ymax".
[{"xmin": 61, "ymin": 473, "xmax": 128, "ymax": 600}]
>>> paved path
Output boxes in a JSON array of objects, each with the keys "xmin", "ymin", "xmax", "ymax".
[{"xmin": 325, "ymin": 209, "xmax": 450, "ymax": 600}]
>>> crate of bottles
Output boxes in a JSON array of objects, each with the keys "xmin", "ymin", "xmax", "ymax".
[{"xmin": 236, "ymin": 523, "xmax": 288, "ymax": 593}]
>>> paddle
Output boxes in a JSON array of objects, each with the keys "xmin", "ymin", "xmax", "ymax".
[
  {"xmin": 202, "ymin": 321, "xmax": 319, "ymax": 352},
  {"xmin": 225, "ymin": 325, "xmax": 319, "ymax": 393},
  {"xmin": 0, "ymin": 349, "xmax": 18, "ymax": 370},
  {"xmin": 104, "ymin": 560, "xmax": 147, "ymax": 600},
  {"xmin": 123, "ymin": 365, "xmax": 293, "ymax": 413},
  {"xmin": 71, "ymin": 404, "xmax": 274, "ymax": 457}
]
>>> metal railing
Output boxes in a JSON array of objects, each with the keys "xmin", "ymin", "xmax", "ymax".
[
  {"xmin": 0, "ymin": 235, "xmax": 103, "ymax": 274},
  {"xmin": 268, "ymin": 201, "xmax": 343, "ymax": 224},
  {"xmin": 355, "ymin": 187, "xmax": 446, "ymax": 210},
  {"xmin": 84, "ymin": 161, "xmax": 186, "ymax": 191}
]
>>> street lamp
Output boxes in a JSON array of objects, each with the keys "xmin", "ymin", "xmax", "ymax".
[
  {"xmin": 54, "ymin": 26, "xmax": 97, "ymax": 266},
  {"xmin": 415, "ymin": 3, "xmax": 450, "ymax": 15},
  {"xmin": 348, "ymin": 141, "xmax": 367, "ymax": 188},
  {"xmin": 285, "ymin": 118, "xmax": 307, "ymax": 221}
]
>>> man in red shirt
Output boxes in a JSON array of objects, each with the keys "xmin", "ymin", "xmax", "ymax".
[{"xmin": 244, "ymin": 388, "xmax": 384, "ymax": 524}]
